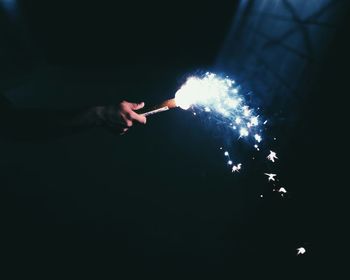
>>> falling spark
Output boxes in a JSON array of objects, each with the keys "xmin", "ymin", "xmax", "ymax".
[
  {"xmin": 254, "ymin": 134, "xmax": 262, "ymax": 143},
  {"xmin": 250, "ymin": 116, "xmax": 259, "ymax": 126},
  {"xmin": 274, "ymin": 187, "xmax": 287, "ymax": 197},
  {"xmin": 228, "ymin": 160, "xmax": 233, "ymax": 165},
  {"xmin": 263, "ymin": 120, "xmax": 268, "ymax": 125},
  {"xmin": 224, "ymin": 151, "xmax": 229, "ymax": 156},
  {"xmin": 239, "ymin": 128, "xmax": 249, "ymax": 137},
  {"xmin": 267, "ymin": 150, "xmax": 278, "ymax": 162},
  {"xmin": 264, "ymin": 173, "xmax": 277, "ymax": 181},
  {"xmin": 278, "ymin": 187, "xmax": 287, "ymax": 194},
  {"xmin": 232, "ymin": 163, "xmax": 242, "ymax": 172},
  {"xmin": 296, "ymin": 247, "xmax": 306, "ymax": 255}
]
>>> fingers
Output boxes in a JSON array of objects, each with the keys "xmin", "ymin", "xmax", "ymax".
[
  {"xmin": 130, "ymin": 102, "xmax": 145, "ymax": 111},
  {"xmin": 128, "ymin": 110, "xmax": 147, "ymax": 124},
  {"xmin": 117, "ymin": 101, "xmax": 147, "ymax": 135}
]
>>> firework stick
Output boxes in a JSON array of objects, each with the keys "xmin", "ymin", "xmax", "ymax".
[{"xmin": 140, "ymin": 98, "xmax": 177, "ymax": 116}]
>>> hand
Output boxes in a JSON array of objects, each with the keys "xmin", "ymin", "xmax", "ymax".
[{"xmin": 94, "ymin": 101, "xmax": 147, "ymax": 135}]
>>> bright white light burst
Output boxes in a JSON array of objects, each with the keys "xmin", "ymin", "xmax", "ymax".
[{"xmin": 175, "ymin": 72, "xmax": 262, "ymax": 145}]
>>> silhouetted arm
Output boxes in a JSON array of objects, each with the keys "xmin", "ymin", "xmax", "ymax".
[{"xmin": 0, "ymin": 94, "xmax": 146, "ymax": 141}]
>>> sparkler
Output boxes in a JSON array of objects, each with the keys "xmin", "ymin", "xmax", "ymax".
[{"xmin": 142, "ymin": 72, "xmax": 263, "ymax": 145}]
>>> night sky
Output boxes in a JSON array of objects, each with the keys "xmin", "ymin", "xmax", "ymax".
[{"xmin": 1, "ymin": 0, "xmax": 348, "ymax": 278}]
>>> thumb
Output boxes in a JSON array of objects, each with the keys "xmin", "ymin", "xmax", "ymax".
[{"xmin": 131, "ymin": 102, "xmax": 145, "ymax": 111}]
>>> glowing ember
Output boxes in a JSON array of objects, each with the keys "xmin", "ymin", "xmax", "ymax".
[
  {"xmin": 232, "ymin": 163, "xmax": 242, "ymax": 172},
  {"xmin": 254, "ymin": 134, "xmax": 262, "ymax": 143},
  {"xmin": 264, "ymin": 173, "xmax": 277, "ymax": 181},
  {"xmin": 239, "ymin": 128, "xmax": 249, "ymax": 137},
  {"xmin": 274, "ymin": 187, "xmax": 287, "ymax": 197},
  {"xmin": 250, "ymin": 116, "xmax": 259, "ymax": 126},
  {"xmin": 267, "ymin": 150, "xmax": 278, "ymax": 162},
  {"xmin": 278, "ymin": 187, "xmax": 287, "ymax": 193},
  {"xmin": 296, "ymin": 247, "xmax": 306, "ymax": 255}
]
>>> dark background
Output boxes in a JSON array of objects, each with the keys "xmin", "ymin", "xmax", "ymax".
[{"xmin": 0, "ymin": 0, "xmax": 348, "ymax": 278}]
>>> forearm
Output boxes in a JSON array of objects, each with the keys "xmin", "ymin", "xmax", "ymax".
[{"xmin": 1, "ymin": 106, "xmax": 100, "ymax": 141}]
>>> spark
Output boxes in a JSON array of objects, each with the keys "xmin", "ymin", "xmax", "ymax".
[
  {"xmin": 227, "ymin": 99, "xmax": 239, "ymax": 108},
  {"xmin": 296, "ymin": 247, "xmax": 306, "ymax": 255},
  {"xmin": 254, "ymin": 134, "xmax": 262, "ymax": 143},
  {"xmin": 274, "ymin": 187, "xmax": 287, "ymax": 197},
  {"xmin": 243, "ymin": 106, "xmax": 251, "ymax": 117},
  {"xmin": 263, "ymin": 120, "xmax": 268, "ymax": 125},
  {"xmin": 232, "ymin": 163, "xmax": 242, "ymax": 172},
  {"xmin": 264, "ymin": 173, "xmax": 277, "ymax": 181},
  {"xmin": 239, "ymin": 128, "xmax": 249, "ymax": 137},
  {"xmin": 224, "ymin": 151, "xmax": 229, "ymax": 156},
  {"xmin": 228, "ymin": 160, "xmax": 233, "ymax": 165},
  {"xmin": 250, "ymin": 116, "xmax": 259, "ymax": 126},
  {"xmin": 267, "ymin": 150, "xmax": 278, "ymax": 162},
  {"xmin": 278, "ymin": 187, "xmax": 287, "ymax": 194}
]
